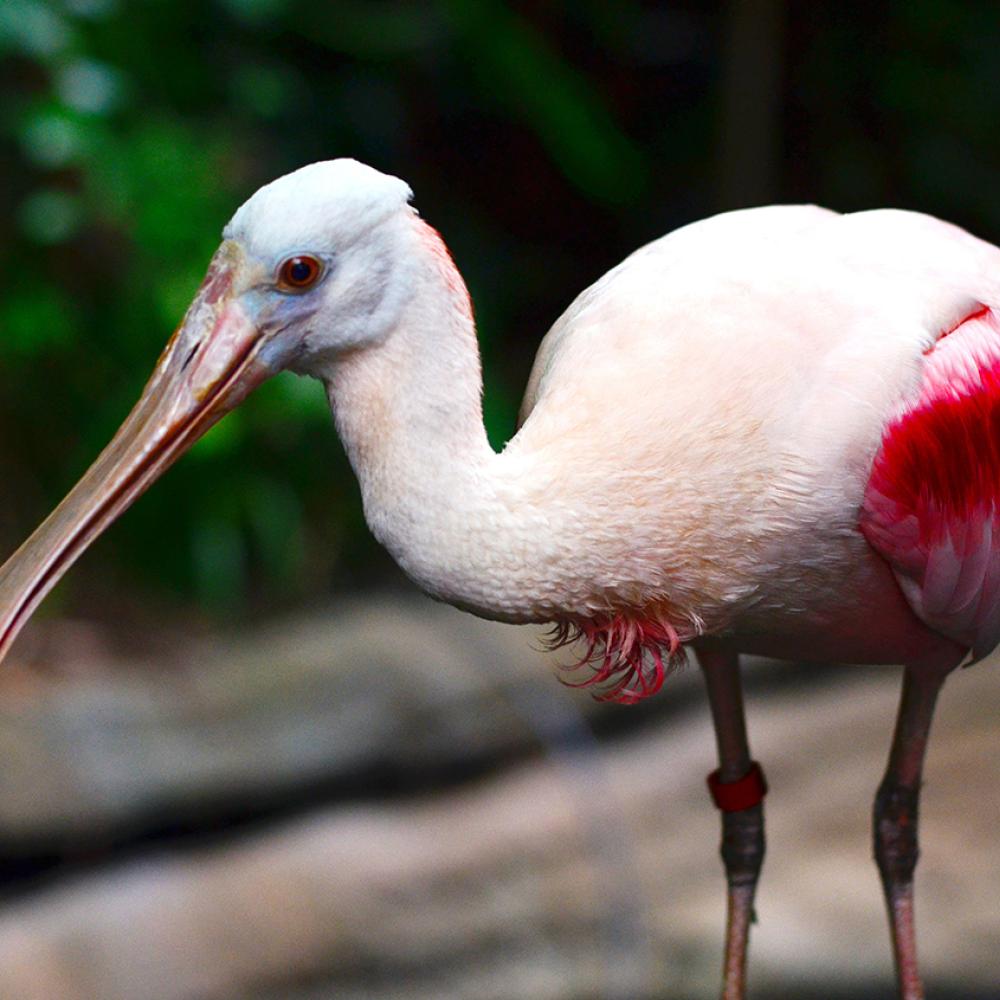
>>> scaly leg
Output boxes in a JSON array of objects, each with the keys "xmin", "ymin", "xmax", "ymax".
[
  {"xmin": 699, "ymin": 649, "xmax": 767, "ymax": 1000},
  {"xmin": 874, "ymin": 661, "xmax": 956, "ymax": 1000}
]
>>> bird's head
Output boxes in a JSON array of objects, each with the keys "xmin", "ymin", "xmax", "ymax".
[
  {"xmin": 219, "ymin": 158, "xmax": 417, "ymax": 373},
  {"xmin": 0, "ymin": 159, "xmax": 417, "ymax": 660}
]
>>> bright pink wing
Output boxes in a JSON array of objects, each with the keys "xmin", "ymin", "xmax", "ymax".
[{"xmin": 861, "ymin": 306, "xmax": 1000, "ymax": 661}]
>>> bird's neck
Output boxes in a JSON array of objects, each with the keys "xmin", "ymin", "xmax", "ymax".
[{"xmin": 322, "ymin": 218, "xmax": 536, "ymax": 620}]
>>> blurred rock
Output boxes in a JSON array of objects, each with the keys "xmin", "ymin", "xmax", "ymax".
[
  {"xmin": 0, "ymin": 599, "xmax": 638, "ymax": 840},
  {"xmin": 0, "ymin": 633, "xmax": 995, "ymax": 999}
]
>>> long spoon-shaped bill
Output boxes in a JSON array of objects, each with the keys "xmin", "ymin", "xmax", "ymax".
[{"xmin": 0, "ymin": 242, "xmax": 270, "ymax": 662}]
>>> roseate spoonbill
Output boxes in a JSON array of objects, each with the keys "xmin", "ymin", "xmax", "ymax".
[{"xmin": 0, "ymin": 159, "xmax": 996, "ymax": 1000}]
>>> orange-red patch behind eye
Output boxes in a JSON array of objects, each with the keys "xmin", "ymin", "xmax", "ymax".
[{"xmin": 278, "ymin": 255, "xmax": 322, "ymax": 290}]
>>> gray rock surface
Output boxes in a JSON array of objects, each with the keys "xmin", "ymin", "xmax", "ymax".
[
  {"xmin": 0, "ymin": 601, "xmax": 589, "ymax": 837},
  {"xmin": 0, "ymin": 600, "xmax": 996, "ymax": 999}
]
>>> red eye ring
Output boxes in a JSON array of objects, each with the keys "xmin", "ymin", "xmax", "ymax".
[{"xmin": 278, "ymin": 255, "xmax": 322, "ymax": 290}]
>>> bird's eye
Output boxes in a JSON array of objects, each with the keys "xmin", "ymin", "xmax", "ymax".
[{"xmin": 278, "ymin": 255, "xmax": 323, "ymax": 291}]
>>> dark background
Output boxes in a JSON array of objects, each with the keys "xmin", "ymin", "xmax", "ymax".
[
  {"xmin": 1, "ymin": 3, "xmax": 1000, "ymax": 999},
  {"xmin": 4, "ymin": 0, "xmax": 999, "ymax": 626}
]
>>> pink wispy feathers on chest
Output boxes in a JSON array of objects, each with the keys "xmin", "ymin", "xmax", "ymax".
[
  {"xmin": 546, "ymin": 611, "xmax": 689, "ymax": 704},
  {"xmin": 861, "ymin": 306, "xmax": 1000, "ymax": 659}
]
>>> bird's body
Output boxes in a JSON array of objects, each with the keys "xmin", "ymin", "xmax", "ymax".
[
  {"xmin": 516, "ymin": 205, "xmax": 998, "ymax": 662},
  {"xmin": 0, "ymin": 159, "xmax": 997, "ymax": 999},
  {"xmin": 320, "ymin": 196, "xmax": 994, "ymax": 696}
]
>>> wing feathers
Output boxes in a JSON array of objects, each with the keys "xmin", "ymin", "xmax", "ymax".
[{"xmin": 861, "ymin": 307, "xmax": 1000, "ymax": 661}]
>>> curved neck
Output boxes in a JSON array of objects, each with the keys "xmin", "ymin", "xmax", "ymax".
[{"xmin": 322, "ymin": 218, "xmax": 532, "ymax": 617}]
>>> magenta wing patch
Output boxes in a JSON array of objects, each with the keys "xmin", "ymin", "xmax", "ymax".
[{"xmin": 860, "ymin": 307, "xmax": 1000, "ymax": 660}]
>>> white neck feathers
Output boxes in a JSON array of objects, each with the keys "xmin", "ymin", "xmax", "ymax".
[{"xmin": 321, "ymin": 217, "xmax": 544, "ymax": 619}]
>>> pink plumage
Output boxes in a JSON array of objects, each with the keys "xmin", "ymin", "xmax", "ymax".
[
  {"xmin": 546, "ymin": 611, "xmax": 686, "ymax": 704},
  {"xmin": 861, "ymin": 306, "xmax": 1000, "ymax": 659}
]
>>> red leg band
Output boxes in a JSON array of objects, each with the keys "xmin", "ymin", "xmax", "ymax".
[{"xmin": 707, "ymin": 761, "xmax": 768, "ymax": 812}]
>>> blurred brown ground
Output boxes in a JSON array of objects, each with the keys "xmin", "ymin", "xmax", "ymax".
[{"xmin": 0, "ymin": 599, "xmax": 994, "ymax": 999}]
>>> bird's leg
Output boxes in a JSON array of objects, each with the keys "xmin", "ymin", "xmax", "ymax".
[
  {"xmin": 875, "ymin": 661, "xmax": 955, "ymax": 1000},
  {"xmin": 699, "ymin": 649, "xmax": 767, "ymax": 1000}
]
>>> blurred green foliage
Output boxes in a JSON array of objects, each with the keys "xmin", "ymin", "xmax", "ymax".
[
  {"xmin": 0, "ymin": 0, "xmax": 659, "ymax": 619},
  {"xmin": 1, "ymin": 1, "xmax": 1000, "ymax": 623}
]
